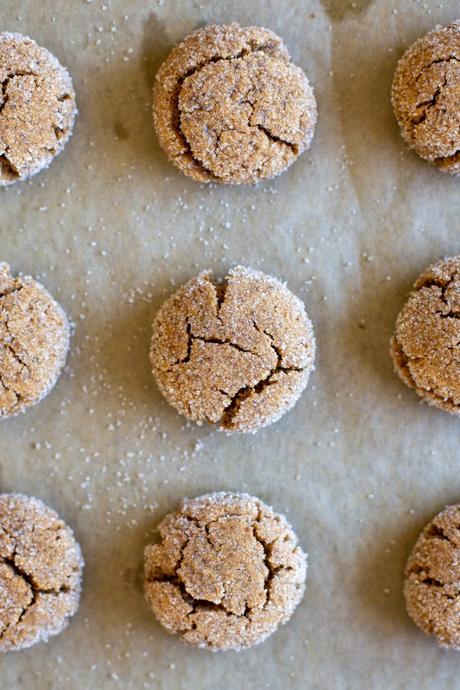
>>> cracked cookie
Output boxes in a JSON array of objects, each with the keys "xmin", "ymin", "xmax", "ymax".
[
  {"xmin": 405, "ymin": 504, "xmax": 460, "ymax": 649},
  {"xmin": 150, "ymin": 266, "xmax": 315, "ymax": 433},
  {"xmin": 153, "ymin": 23, "xmax": 317, "ymax": 184},
  {"xmin": 0, "ymin": 262, "xmax": 70, "ymax": 418},
  {"xmin": 0, "ymin": 32, "xmax": 76, "ymax": 186},
  {"xmin": 391, "ymin": 256, "xmax": 460, "ymax": 415},
  {"xmin": 0, "ymin": 493, "xmax": 83, "ymax": 651},
  {"xmin": 144, "ymin": 492, "xmax": 307, "ymax": 651},
  {"xmin": 391, "ymin": 21, "xmax": 460, "ymax": 175}
]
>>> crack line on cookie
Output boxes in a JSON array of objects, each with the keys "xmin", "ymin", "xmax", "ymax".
[
  {"xmin": 415, "ymin": 55, "xmax": 460, "ymax": 82},
  {"xmin": 0, "ymin": 554, "xmax": 70, "ymax": 641},
  {"xmin": 411, "ymin": 80, "xmax": 446, "ymax": 126},
  {"xmin": 0, "ymin": 71, "xmax": 38, "ymax": 115}
]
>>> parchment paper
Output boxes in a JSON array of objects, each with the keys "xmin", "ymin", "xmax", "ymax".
[{"xmin": 0, "ymin": 1, "xmax": 459, "ymax": 688}]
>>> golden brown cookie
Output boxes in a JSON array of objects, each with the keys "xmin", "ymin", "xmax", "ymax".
[
  {"xmin": 0, "ymin": 262, "xmax": 70, "ymax": 418},
  {"xmin": 0, "ymin": 32, "xmax": 76, "ymax": 186},
  {"xmin": 391, "ymin": 21, "xmax": 460, "ymax": 175},
  {"xmin": 144, "ymin": 492, "xmax": 307, "ymax": 651},
  {"xmin": 153, "ymin": 23, "xmax": 317, "ymax": 184},
  {"xmin": 150, "ymin": 266, "xmax": 315, "ymax": 433},
  {"xmin": 405, "ymin": 504, "xmax": 460, "ymax": 649},
  {"xmin": 0, "ymin": 493, "xmax": 83, "ymax": 652},
  {"xmin": 391, "ymin": 256, "xmax": 460, "ymax": 414}
]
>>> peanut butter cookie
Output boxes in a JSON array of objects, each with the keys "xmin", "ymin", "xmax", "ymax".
[
  {"xmin": 144, "ymin": 492, "xmax": 307, "ymax": 651},
  {"xmin": 150, "ymin": 266, "xmax": 315, "ymax": 433},
  {"xmin": 405, "ymin": 504, "xmax": 460, "ymax": 649},
  {"xmin": 391, "ymin": 21, "xmax": 460, "ymax": 175},
  {"xmin": 0, "ymin": 32, "xmax": 76, "ymax": 186},
  {"xmin": 0, "ymin": 493, "xmax": 83, "ymax": 652},
  {"xmin": 153, "ymin": 23, "xmax": 317, "ymax": 184},
  {"xmin": 0, "ymin": 262, "xmax": 70, "ymax": 418},
  {"xmin": 391, "ymin": 256, "xmax": 460, "ymax": 414}
]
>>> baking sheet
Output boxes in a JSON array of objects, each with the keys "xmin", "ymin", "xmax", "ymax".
[{"xmin": 0, "ymin": 0, "xmax": 459, "ymax": 688}]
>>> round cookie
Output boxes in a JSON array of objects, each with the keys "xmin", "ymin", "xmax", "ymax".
[
  {"xmin": 144, "ymin": 492, "xmax": 307, "ymax": 651},
  {"xmin": 0, "ymin": 493, "xmax": 83, "ymax": 652},
  {"xmin": 150, "ymin": 266, "xmax": 315, "ymax": 433},
  {"xmin": 391, "ymin": 21, "xmax": 460, "ymax": 175},
  {"xmin": 153, "ymin": 23, "xmax": 317, "ymax": 184},
  {"xmin": 0, "ymin": 262, "xmax": 70, "ymax": 418},
  {"xmin": 405, "ymin": 505, "xmax": 460, "ymax": 649},
  {"xmin": 390, "ymin": 256, "xmax": 460, "ymax": 414},
  {"xmin": 0, "ymin": 32, "xmax": 76, "ymax": 186}
]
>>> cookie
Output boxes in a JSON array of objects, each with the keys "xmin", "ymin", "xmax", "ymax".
[
  {"xmin": 391, "ymin": 21, "xmax": 460, "ymax": 174},
  {"xmin": 153, "ymin": 23, "xmax": 317, "ymax": 184},
  {"xmin": 144, "ymin": 492, "xmax": 307, "ymax": 651},
  {"xmin": 0, "ymin": 262, "xmax": 70, "ymax": 418},
  {"xmin": 391, "ymin": 256, "xmax": 460, "ymax": 414},
  {"xmin": 405, "ymin": 504, "xmax": 460, "ymax": 649},
  {"xmin": 0, "ymin": 32, "xmax": 76, "ymax": 186},
  {"xmin": 150, "ymin": 266, "xmax": 315, "ymax": 433},
  {"xmin": 0, "ymin": 493, "xmax": 83, "ymax": 651}
]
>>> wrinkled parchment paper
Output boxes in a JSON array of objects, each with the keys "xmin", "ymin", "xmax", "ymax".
[{"xmin": 1, "ymin": 1, "xmax": 459, "ymax": 688}]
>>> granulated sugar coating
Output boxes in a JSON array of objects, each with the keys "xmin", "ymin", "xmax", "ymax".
[
  {"xmin": 391, "ymin": 21, "xmax": 460, "ymax": 175},
  {"xmin": 391, "ymin": 256, "xmax": 460, "ymax": 414},
  {"xmin": 0, "ymin": 32, "xmax": 76, "ymax": 186},
  {"xmin": 144, "ymin": 492, "xmax": 307, "ymax": 651},
  {"xmin": 405, "ymin": 505, "xmax": 460, "ymax": 649},
  {"xmin": 150, "ymin": 266, "xmax": 315, "ymax": 433},
  {"xmin": 0, "ymin": 262, "xmax": 70, "ymax": 418},
  {"xmin": 153, "ymin": 23, "xmax": 317, "ymax": 184},
  {"xmin": 0, "ymin": 493, "xmax": 83, "ymax": 652}
]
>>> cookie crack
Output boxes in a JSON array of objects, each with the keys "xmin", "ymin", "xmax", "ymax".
[
  {"xmin": 411, "ymin": 79, "xmax": 446, "ymax": 126},
  {"xmin": 434, "ymin": 148, "xmax": 460, "ymax": 166},
  {"xmin": 253, "ymin": 123, "xmax": 298, "ymax": 153},
  {"xmin": 416, "ymin": 272, "xmax": 459, "ymax": 307},
  {"xmin": 0, "ymin": 348, "xmax": 24, "ymax": 406},
  {"xmin": 214, "ymin": 281, "xmax": 227, "ymax": 313},
  {"xmin": 0, "ymin": 153, "xmax": 20, "ymax": 179},
  {"xmin": 415, "ymin": 55, "xmax": 460, "ymax": 82},
  {"xmin": 421, "ymin": 577, "xmax": 451, "ymax": 590},
  {"xmin": 192, "ymin": 335, "xmax": 262, "ymax": 358},
  {"xmin": 252, "ymin": 524, "xmax": 278, "ymax": 610},
  {"xmin": 220, "ymin": 336, "xmax": 304, "ymax": 428},
  {"xmin": 0, "ymin": 72, "xmax": 37, "ymax": 115},
  {"xmin": 426, "ymin": 523, "xmax": 452, "ymax": 542},
  {"xmin": 2, "ymin": 340, "xmax": 30, "ymax": 372},
  {"xmin": 0, "ymin": 382, "xmax": 19, "ymax": 404},
  {"xmin": 167, "ymin": 320, "xmax": 272, "ymax": 369},
  {"xmin": 0, "ymin": 283, "xmax": 23, "ymax": 299},
  {"xmin": 0, "ymin": 314, "xmax": 31, "ymax": 403},
  {"xmin": 1, "ymin": 544, "xmax": 70, "ymax": 595},
  {"xmin": 0, "ymin": 554, "xmax": 69, "ymax": 641},
  {"xmin": 408, "ymin": 567, "xmax": 456, "ymax": 601}
]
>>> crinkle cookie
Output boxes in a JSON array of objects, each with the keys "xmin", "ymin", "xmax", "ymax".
[
  {"xmin": 0, "ymin": 32, "xmax": 76, "ymax": 186},
  {"xmin": 0, "ymin": 493, "xmax": 83, "ymax": 652},
  {"xmin": 405, "ymin": 504, "xmax": 460, "ymax": 649},
  {"xmin": 150, "ymin": 266, "xmax": 315, "ymax": 433},
  {"xmin": 144, "ymin": 492, "xmax": 307, "ymax": 651},
  {"xmin": 391, "ymin": 21, "xmax": 460, "ymax": 175},
  {"xmin": 391, "ymin": 256, "xmax": 460, "ymax": 414},
  {"xmin": 153, "ymin": 23, "xmax": 317, "ymax": 184},
  {"xmin": 0, "ymin": 262, "xmax": 70, "ymax": 418}
]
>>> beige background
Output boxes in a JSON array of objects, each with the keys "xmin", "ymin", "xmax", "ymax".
[{"xmin": 0, "ymin": 0, "xmax": 459, "ymax": 688}]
